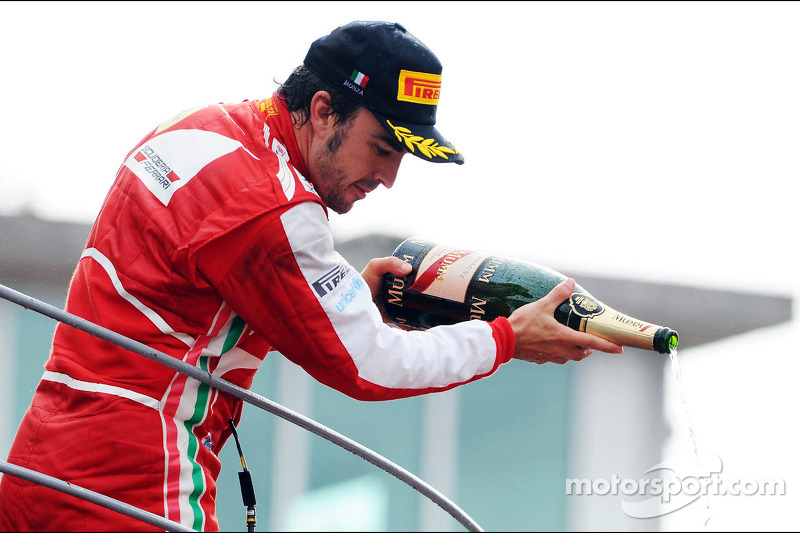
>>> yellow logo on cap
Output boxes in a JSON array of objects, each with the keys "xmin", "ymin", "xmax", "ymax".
[
  {"xmin": 397, "ymin": 69, "xmax": 441, "ymax": 105},
  {"xmin": 387, "ymin": 120, "xmax": 458, "ymax": 160}
]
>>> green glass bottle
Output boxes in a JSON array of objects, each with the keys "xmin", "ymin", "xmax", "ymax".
[{"xmin": 380, "ymin": 237, "xmax": 679, "ymax": 354}]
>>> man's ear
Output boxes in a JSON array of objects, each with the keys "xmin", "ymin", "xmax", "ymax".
[{"xmin": 309, "ymin": 91, "xmax": 335, "ymax": 137}]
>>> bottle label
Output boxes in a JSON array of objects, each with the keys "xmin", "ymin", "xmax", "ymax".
[
  {"xmin": 408, "ymin": 244, "xmax": 490, "ymax": 303},
  {"xmin": 569, "ymin": 293, "xmax": 605, "ymax": 318},
  {"xmin": 584, "ymin": 308, "xmax": 661, "ymax": 351}
]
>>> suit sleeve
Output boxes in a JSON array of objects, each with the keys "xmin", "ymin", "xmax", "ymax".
[{"xmin": 196, "ymin": 201, "xmax": 515, "ymax": 401}]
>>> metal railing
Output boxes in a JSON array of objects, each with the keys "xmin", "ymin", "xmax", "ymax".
[
  {"xmin": 0, "ymin": 461, "xmax": 194, "ymax": 532},
  {"xmin": 0, "ymin": 282, "xmax": 484, "ymax": 532}
]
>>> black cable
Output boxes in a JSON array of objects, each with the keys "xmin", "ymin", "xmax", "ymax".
[{"xmin": 229, "ymin": 419, "xmax": 257, "ymax": 532}]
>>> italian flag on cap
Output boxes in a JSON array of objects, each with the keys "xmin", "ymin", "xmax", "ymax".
[{"xmin": 349, "ymin": 69, "xmax": 369, "ymax": 88}]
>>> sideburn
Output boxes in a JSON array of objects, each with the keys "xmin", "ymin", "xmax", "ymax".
[{"xmin": 325, "ymin": 118, "xmax": 353, "ymax": 154}]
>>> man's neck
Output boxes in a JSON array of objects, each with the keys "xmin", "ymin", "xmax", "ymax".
[{"xmin": 290, "ymin": 111, "xmax": 313, "ymax": 178}]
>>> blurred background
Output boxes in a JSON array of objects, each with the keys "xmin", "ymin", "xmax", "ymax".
[{"xmin": 1, "ymin": 1, "xmax": 798, "ymax": 531}]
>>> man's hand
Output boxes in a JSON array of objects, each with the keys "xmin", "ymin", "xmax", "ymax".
[
  {"xmin": 508, "ymin": 278, "xmax": 624, "ymax": 364},
  {"xmin": 361, "ymin": 256, "xmax": 412, "ymax": 322}
]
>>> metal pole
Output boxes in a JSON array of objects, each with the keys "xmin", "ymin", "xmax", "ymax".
[
  {"xmin": 0, "ymin": 282, "xmax": 484, "ymax": 533},
  {"xmin": 0, "ymin": 460, "xmax": 194, "ymax": 532}
]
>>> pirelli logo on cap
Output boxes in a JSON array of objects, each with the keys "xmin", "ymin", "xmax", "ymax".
[{"xmin": 397, "ymin": 69, "xmax": 441, "ymax": 105}]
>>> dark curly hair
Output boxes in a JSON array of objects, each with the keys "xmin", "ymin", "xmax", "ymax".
[{"xmin": 276, "ymin": 65, "xmax": 362, "ymax": 127}]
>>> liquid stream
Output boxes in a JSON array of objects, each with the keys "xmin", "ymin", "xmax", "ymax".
[{"xmin": 668, "ymin": 348, "xmax": 711, "ymax": 527}]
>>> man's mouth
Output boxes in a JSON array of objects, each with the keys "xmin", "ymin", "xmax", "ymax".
[{"xmin": 353, "ymin": 182, "xmax": 378, "ymax": 200}]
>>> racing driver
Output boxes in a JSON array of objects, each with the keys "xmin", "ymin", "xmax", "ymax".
[{"xmin": 0, "ymin": 21, "xmax": 622, "ymax": 531}]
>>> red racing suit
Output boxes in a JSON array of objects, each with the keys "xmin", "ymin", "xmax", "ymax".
[{"xmin": 0, "ymin": 94, "xmax": 514, "ymax": 531}]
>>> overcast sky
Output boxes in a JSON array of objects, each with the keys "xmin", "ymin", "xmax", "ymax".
[
  {"xmin": 2, "ymin": 2, "xmax": 799, "ymax": 529},
  {"xmin": 1, "ymin": 1, "xmax": 798, "ymax": 298}
]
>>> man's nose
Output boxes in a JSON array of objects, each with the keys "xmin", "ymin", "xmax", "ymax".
[{"xmin": 375, "ymin": 161, "xmax": 402, "ymax": 189}]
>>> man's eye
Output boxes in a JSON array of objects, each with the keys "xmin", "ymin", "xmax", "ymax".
[{"xmin": 375, "ymin": 146, "xmax": 391, "ymax": 156}]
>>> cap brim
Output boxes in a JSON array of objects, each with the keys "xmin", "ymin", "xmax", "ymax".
[{"xmin": 373, "ymin": 111, "xmax": 464, "ymax": 165}]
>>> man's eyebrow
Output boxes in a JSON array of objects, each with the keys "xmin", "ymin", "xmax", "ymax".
[{"xmin": 374, "ymin": 132, "xmax": 405, "ymax": 153}]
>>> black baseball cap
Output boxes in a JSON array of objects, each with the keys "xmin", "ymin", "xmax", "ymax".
[{"xmin": 304, "ymin": 21, "xmax": 464, "ymax": 165}]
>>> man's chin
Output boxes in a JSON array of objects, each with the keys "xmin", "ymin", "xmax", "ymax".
[
  {"xmin": 327, "ymin": 199, "xmax": 356, "ymax": 215},
  {"xmin": 319, "ymin": 189, "xmax": 359, "ymax": 214},
  {"xmin": 330, "ymin": 206, "xmax": 351, "ymax": 215}
]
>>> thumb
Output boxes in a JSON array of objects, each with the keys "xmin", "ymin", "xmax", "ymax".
[
  {"xmin": 388, "ymin": 257, "xmax": 413, "ymax": 276},
  {"xmin": 361, "ymin": 256, "xmax": 412, "ymax": 296},
  {"xmin": 541, "ymin": 277, "xmax": 575, "ymax": 309},
  {"xmin": 372, "ymin": 256, "xmax": 412, "ymax": 277}
]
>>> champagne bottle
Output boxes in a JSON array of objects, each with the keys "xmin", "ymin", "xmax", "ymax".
[{"xmin": 380, "ymin": 237, "xmax": 679, "ymax": 354}]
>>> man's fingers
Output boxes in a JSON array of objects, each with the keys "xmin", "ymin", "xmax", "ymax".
[
  {"xmin": 562, "ymin": 328, "xmax": 624, "ymax": 354},
  {"xmin": 362, "ymin": 256, "xmax": 413, "ymax": 303},
  {"xmin": 551, "ymin": 344, "xmax": 593, "ymax": 361},
  {"xmin": 541, "ymin": 278, "xmax": 575, "ymax": 310},
  {"xmin": 363, "ymin": 256, "xmax": 411, "ymax": 280},
  {"xmin": 545, "ymin": 280, "xmax": 625, "ymax": 354},
  {"xmin": 392, "ymin": 258, "xmax": 413, "ymax": 276}
]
